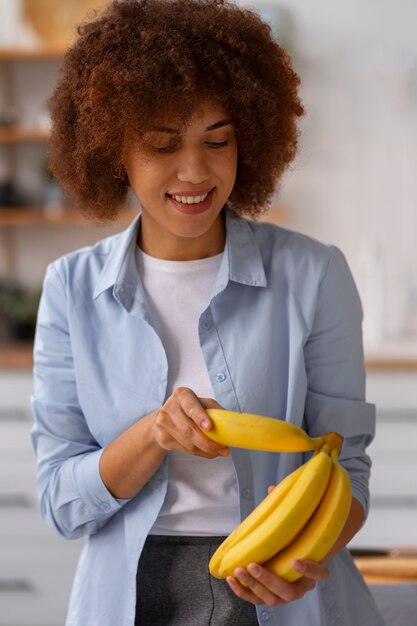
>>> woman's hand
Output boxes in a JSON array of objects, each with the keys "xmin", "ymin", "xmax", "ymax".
[
  {"xmin": 225, "ymin": 487, "xmax": 364, "ymax": 607},
  {"xmin": 226, "ymin": 559, "xmax": 329, "ymax": 607},
  {"xmin": 152, "ymin": 386, "xmax": 230, "ymax": 459}
]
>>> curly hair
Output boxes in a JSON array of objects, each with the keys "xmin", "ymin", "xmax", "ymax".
[{"xmin": 48, "ymin": 0, "xmax": 304, "ymax": 222}]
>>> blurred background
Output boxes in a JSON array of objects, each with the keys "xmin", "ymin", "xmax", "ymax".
[{"xmin": 0, "ymin": 1, "xmax": 416, "ymax": 624}]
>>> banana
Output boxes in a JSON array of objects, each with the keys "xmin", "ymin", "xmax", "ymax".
[
  {"xmin": 209, "ymin": 463, "xmax": 306, "ymax": 577},
  {"xmin": 264, "ymin": 450, "xmax": 351, "ymax": 582},
  {"xmin": 211, "ymin": 444, "xmax": 333, "ymax": 579},
  {"xmin": 205, "ymin": 409, "xmax": 324, "ymax": 453},
  {"xmin": 203, "ymin": 409, "xmax": 349, "ymax": 584}
]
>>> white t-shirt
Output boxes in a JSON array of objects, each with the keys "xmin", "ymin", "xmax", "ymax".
[{"xmin": 135, "ymin": 246, "xmax": 240, "ymax": 536}]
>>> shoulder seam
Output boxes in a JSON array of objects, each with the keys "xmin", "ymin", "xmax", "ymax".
[{"xmin": 318, "ymin": 245, "xmax": 338, "ymax": 288}]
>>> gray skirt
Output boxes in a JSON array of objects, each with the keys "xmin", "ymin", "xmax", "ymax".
[{"xmin": 135, "ymin": 535, "xmax": 259, "ymax": 625}]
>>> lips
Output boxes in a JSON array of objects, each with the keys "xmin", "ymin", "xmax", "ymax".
[{"xmin": 166, "ymin": 187, "xmax": 215, "ymax": 215}]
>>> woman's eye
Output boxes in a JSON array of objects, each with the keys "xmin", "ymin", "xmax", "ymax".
[
  {"xmin": 206, "ymin": 141, "xmax": 228, "ymax": 148},
  {"xmin": 152, "ymin": 145, "xmax": 177, "ymax": 153},
  {"xmin": 151, "ymin": 140, "xmax": 228, "ymax": 153}
]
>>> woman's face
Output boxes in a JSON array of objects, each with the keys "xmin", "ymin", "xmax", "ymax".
[{"xmin": 124, "ymin": 100, "xmax": 238, "ymax": 260}]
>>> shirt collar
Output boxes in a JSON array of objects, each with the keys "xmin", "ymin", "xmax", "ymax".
[
  {"xmin": 93, "ymin": 206, "xmax": 267, "ymax": 304},
  {"xmin": 93, "ymin": 211, "xmax": 142, "ymax": 300},
  {"xmin": 224, "ymin": 209, "xmax": 267, "ymax": 287}
]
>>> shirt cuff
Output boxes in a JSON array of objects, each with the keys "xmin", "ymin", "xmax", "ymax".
[
  {"xmin": 74, "ymin": 448, "xmax": 132, "ymax": 518},
  {"xmin": 350, "ymin": 482, "xmax": 369, "ymax": 525}
]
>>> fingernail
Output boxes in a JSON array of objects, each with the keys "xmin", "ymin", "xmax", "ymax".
[
  {"xmin": 201, "ymin": 420, "xmax": 210, "ymax": 429},
  {"xmin": 292, "ymin": 559, "xmax": 305, "ymax": 572},
  {"xmin": 248, "ymin": 564, "xmax": 260, "ymax": 577}
]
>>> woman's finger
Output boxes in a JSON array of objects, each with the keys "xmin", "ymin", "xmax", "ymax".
[
  {"xmin": 226, "ymin": 576, "xmax": 268, "ymax": 606},
  {"xmin": 232, "ymin": 568, "xmax": 286, "ymax": 607},
  {"xmin": 175, "ymin": 388, "xmax": 230, "ymax": 455},
  {"xmin": 178, "ymin": 388, "xmax": 213, "ymax": 429},
  {"xmin": 244, "ymin": 563, "xmax": 315, "ymax": 604},
  {"xmin": 292, "ymin": 559, "xmax": 329, "ymax": 582},
  {"xmin": 157, "ymin": 388, "xmax": 229, "ymax": 457}
]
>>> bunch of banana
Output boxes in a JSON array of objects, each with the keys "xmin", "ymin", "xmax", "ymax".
[{"xmin": 204, "ymin": 410, "xmax": 352, "ymax": 582}]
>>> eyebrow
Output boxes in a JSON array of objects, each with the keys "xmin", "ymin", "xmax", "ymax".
[{"xmin": 149, "ymin": 119, "xmax": 233, "ymax": 134}]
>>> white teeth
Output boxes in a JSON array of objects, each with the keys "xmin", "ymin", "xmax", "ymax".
[{"xmin": 171, "ymin": 192, "xmax": 209, "ymax": 204}]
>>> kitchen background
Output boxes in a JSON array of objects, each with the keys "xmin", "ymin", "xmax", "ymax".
[{"xmin": 0, "ymin": 1, "xmax": 416, "ymax": 625}]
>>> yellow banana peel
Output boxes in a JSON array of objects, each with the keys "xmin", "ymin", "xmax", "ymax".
[
  {"xmin": 264, "ymin": 453, "xmax": 351, "ymax": 581},
  {"xmin": 205, "ymin": 410, "xmax": 351, "ymax": 583},
  {"xmin": 211, "ymin": 445, "xmax": 333, "ymax": 578},
  {"xmin": 209, "ymin": 463, "xmax": 305, "ymax": 576},
  {"xmin": 205, "ymin": 409, "xmax": 324, "ymax": 453}
]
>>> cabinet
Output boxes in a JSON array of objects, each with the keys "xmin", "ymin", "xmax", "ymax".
[
  {"xmin": 1, "ymin": 365, "xmax": 416, "ymax": 623},
  {"xmin": 349, "ymin": 368, "xmax": 417, "ymax": 549},
  {"xmin": 0, "ymin": 372, "xmax": 83, "ymax": 626}
]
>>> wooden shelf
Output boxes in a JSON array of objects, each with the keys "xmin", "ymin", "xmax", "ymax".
[
  {"xmin": 365, "ymin": 358, "xmax": 417, "ymax": 371},
  {"xmin": 0, "ymin": 206, "xmax": 139, "ymax": 227},
  {"xmin": 353, "ymin": 555, "xmax": 417, "ymax": 585},
  {"xmin": 0, "ymin": 126, "xmax": 50, "ymax": 143},
  {"xmin": 0, "ymin": 342, "xmax": 33, "ymax": 370},
  {"xmin": 0, "ymin": 48, "xmax": 65, "ymax": 60}
]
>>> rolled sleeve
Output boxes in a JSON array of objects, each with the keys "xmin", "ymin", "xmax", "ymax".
[
  {"xmin": 304, "ymin": 247, "xmax": 376, "ymax": 520},
  {"xmin": 74, "ymin": 448, "xmax": 128, "ymax": 517},
  {"xmin": 305, "ymin": 390, "xmax": 374, "ymax": 518},
  {"xmin": 31, "ymin": 263, "xmax": 131, "ymax": 539}
]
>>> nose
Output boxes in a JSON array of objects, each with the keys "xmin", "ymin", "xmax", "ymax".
[{"xmin": 176, "ymin": 147, "xmax": 210, "ymax": 185}]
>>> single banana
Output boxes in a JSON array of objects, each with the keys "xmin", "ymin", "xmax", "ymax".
[
  {"xmin": 205, "ymin": 409, "xmax": 324, "ymax": 453},
  {"xmin": 209, "ymin": 463, "xmax": 306, "ymax": 577},
  {"xmin": 264, "ymin": 451, "xmax": 351, "ymax": 581},
  {"xmin": 212, "ymin": 445, "xmax": 333, "ymax": 579}
]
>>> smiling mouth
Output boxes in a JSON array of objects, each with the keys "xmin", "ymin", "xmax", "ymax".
[
  {"xmin": 166, "ymin": 188, "xmax": 215, "ymax": 214},
  {"xmin": 166, "ymin": 189, "xmax": 213, "ymax": 205}
]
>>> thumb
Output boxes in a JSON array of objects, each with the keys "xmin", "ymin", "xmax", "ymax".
[
  {"xmin": 199, "ymin": 398, "xmax": 224, "ymax": 431},
  {"xmin": 200, "ymin": 397, "xmax": 224, "ymax": 410}
]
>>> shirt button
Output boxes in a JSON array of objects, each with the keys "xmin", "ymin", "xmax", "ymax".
[
  {"xmin": 101, "ymin": 502, "xmax": 111, "ymax": 512},
  {"xmin": 241, "ymin": 488, "xmax": 250, "ymax": 498},
  {"xmin": 215, "ymin": 372, "xmax": 226, "ymax": 382},
  {"xmin": 261, "ymin": 610, "xmax": 270, "ymax": 621},
  {"xmin": 202, "ymin": 320, "xmax": 212, "ymax": 330}
]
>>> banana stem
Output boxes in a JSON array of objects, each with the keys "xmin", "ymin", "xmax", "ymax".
[
  {"xmin": 322, "ymin": 432, "xmax": 344, "ymax": 458},
  {"xmin": 311, "ymin": 436, "xmax": 325, "ymax": 450},
  {"xmin": 319, "ymin": 443, "xmax": 332, "ymax": 456}
]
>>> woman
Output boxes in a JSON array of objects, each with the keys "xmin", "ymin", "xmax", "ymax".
[{"xmin": 31, "ymin": 1, "xmax": 384, "ymax": 624}]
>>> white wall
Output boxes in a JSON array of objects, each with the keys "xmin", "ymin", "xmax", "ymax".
[{"xmin": 247, "ymin": 0, "xmax": 417, "ymax": 350}]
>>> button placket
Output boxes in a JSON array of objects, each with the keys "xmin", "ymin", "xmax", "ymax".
[{"xmin": 199, "ymin": 306, "xmax": 240, "ymax": 412}]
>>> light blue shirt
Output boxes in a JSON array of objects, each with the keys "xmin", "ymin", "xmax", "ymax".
[{"xmin": 31, "ymin": 208, "xmax": 384, "ymax": 626}]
